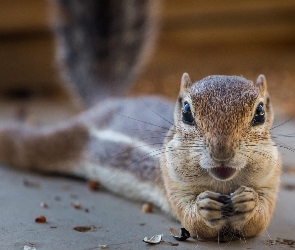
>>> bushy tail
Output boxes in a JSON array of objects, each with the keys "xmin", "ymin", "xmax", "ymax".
[
  {"xmin": 50, "ymin": 0, "xmax": 160, "ymax": 107},
  {"xmin": 0, "ymin": 119, "xmax": 89, "ymax": 174}
]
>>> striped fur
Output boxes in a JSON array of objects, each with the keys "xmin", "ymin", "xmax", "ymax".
[
  {"xmin": 50, "ymin": 0, "xmax": 160, "ymax": 107},
  {"xmin": 0, "ymin": 96, "xmax": 174, "ymax": 214},
  {"xmin": 0, "ymin": 73, "xmax": 281, "ymax": 240}
]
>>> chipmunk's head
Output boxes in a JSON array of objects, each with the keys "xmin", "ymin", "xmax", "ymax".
[{"xmin": 172, "ymin": 73, "xmax": 275, "ymax": 183}]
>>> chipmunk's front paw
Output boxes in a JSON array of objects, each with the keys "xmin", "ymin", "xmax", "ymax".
[
  {"xmin": 197, "ymin": 191, "xmax": 229, "ymax": 228},
  {"xmin": 223, "ymin": 186, "xmax": 258, "ymax": 226}
]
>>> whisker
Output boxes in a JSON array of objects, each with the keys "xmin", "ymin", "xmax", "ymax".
[
  {"xmin": 114, "ymin": 111, "xmax": 171, "ymax": 131},
  {"xmin": 139, "ymin": 97, "xmax": 174, "ymax": 126},
  {"xmin": 271, "ymin": 118, "xmax": 293, "ymax": 131},
  {"xmin": 272, "ymin": 140, "xmax": 295, "ymax": 153}
]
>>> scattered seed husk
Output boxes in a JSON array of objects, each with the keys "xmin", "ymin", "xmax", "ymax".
[
  {"xmin": 268, "ymin": 237, "xmax": 295, "ymax": 247},
  {"xmin": 71, "ymin": 202, "xmax": 81, "ymax": 209},
  {"xmin": 35, "ymin": 215, "xmax": 46, "ymax": 223},
  {"xmin": 40, "ymin": 202, "xmax": 48, "ymax": 208},
  {"xmin": 87, "ymin": 180, "xmax": 100, "ymax": 191},
  {"xmin": 73, "ymin": 226, "xmax": 92, "ymax": 232},
  {"xmin": 170, "ymin": 227, "xmax": 190, "ymax": 241},
  {"xmin": 168, "ymin": 242, "xmax": 179, "ymax": 246},
  {"xmin": 143, "ymin": 234, "xmax": 163, "ymax": 244},
  {"xmin": 141, "ymin": 203, "xmax": 153, "ymax": 213},
  {"xmin": 98, "ymin": 245, "xmax": 108, "ymax": 249},
  {"xmin": 24, "ymin": 246, "xmax": 37, "ymax": 250}
]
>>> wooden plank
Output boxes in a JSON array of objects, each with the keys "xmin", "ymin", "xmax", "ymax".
[
  {"xmin": 162, "ymin": 23, "xmax": 295, "ymax": 44},
  {"xmin": 161, "ymin": 0, "xmax": 295, "ymax": 44},
  {"xmin": 0, "ymin": 0, "xmax": 49, "ymax": 34},
  {"xmin": 0, "ymin": 36, "xmax": 58, "ymax": 89},
  {"xmin": 163, "ymin": 0, "xmax": 295, "ymax": 18}
]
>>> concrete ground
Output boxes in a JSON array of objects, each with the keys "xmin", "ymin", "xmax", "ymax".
[{"xmin": 0, "ymin": 98, "xmax": 294, "ymax": 250}]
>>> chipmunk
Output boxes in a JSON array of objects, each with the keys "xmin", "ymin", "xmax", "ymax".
[
  {"xmin": 0, "ymin": 73, "xmax": 280, "ymax": 240},
  {"xmin": 160, "ymin": 73, "xmax": 281, "ymax": 240},
  {"xmin": 0, "ymin": 0, "xmax": 281, "ymax": 242}
]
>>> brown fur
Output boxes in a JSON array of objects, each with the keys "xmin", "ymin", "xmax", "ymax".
[
  {"xmin": 0, "ymin": 121, "xmax": 89, "ymax": 172},
  {"xmin": 160, "ymin": 73, "xmax": 281, "ymax": 240},
  {"xmin": 0, "ymin": 74, "xmax": 281, "ymax": 242},
  {"xmin": 50, "ymin": 0, "xmax": 160, "ymax": 107}
]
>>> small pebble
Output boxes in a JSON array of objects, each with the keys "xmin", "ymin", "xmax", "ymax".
[
  {"xmin": 35, "ymin": 215, "xmax": 46, "ymax": 223},
  {"xmin": 87, "ymin": 180, "xmax": 100, "ymax": 191},
  {"xmin": 40, "ymin": 202, "xmax": 48, "ymax": 208},
  {"xmin": 141, "ymin": 203, "xmax": 153, "ymax": 213},
  {"xmin": 24, "ymin": 246, "xmax": 36, "ymax": 250},
  {"xmin": 71, "ymin": 202, "xmax": 81, "ymax": 209}
]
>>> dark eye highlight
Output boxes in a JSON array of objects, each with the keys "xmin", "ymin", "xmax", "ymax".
[
  {"xmin": 182, "ymin": 102, "xmax": 195, "ymax": 125},
  {"xmin": 252, "ymin": 103, "xmax": 265, "ymax": 126}
]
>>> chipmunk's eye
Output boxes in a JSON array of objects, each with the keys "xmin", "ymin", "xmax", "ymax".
[
  {"xmin": 252, "ymin": 103, "xmax": 265, "ymax": 126},
  {"xmin": 182, "ymin": 102, "xmax": 195, "ymax": 125}
]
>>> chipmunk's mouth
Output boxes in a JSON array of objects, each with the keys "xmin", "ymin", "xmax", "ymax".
[{"xmin": 210, "ymin": 164, "xmax": 237, "ymax": 181}]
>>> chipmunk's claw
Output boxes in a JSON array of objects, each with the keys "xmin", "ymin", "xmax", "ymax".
[
  {"xmin": 217, "ymin": 194, "xmax": 231, "ymax": 204},
  {"xmin": 221, "ymin": 200, "xmax": 234, "ymax": 216},
  {"xmin": 197, "ymin": 191, "xmax": 228, "ymax": 228}
]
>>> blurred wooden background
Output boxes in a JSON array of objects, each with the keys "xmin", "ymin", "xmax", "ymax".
[{"xmin": 0, "ymin": 0, "xmax": 295, "ymax": 116}]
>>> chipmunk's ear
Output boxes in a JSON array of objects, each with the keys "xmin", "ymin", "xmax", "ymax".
[
  {"xmin": 255, "ymin": 74, "xmax": 267, "ymax": 95},
  {"xmin": 180, "ymin": 73, "xmax": 193, "ymax": 94}
]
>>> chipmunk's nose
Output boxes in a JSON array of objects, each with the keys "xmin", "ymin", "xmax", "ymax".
[
  {"xmin": 211, "ymin": 149, "xmax": 234, "ymax": 162},
  {"xmin": 208, "ymin": 137, "xmax": 236, "ymax": 162}
]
